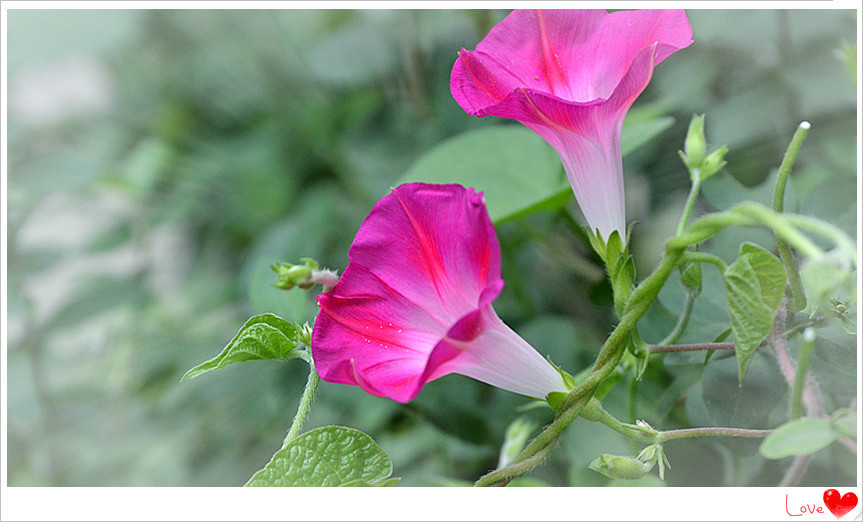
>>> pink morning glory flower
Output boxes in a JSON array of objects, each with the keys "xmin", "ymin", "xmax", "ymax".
[
  {"xmin": 451, "ymin": 9, "xmax": 693, "ymax": 242},
  {"xmin": 312, "ymin": 183, "xmax": 568, "ymax": 403}
]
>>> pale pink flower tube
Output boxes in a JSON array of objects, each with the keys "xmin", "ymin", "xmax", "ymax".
[
  {"xmin": 451, "ymin": 9, "xmax": 693, "ymax": 241},
  {"xmin": 312, "ymin": 183, "xmax": 567, "ymax": 403}
]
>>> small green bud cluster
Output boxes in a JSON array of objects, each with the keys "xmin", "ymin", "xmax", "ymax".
[
  {"xmin": 679, "ymin": 114, "xmax": 728, "ymax": 183},
  {"xmin": 272, "ymin": 258, "xmax": 340, "ymax": 292}
]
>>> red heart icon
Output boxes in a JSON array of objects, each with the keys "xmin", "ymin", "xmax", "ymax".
[{"xmin": 823, "ymin": 489, "xmax": 859, "ymax": 519}]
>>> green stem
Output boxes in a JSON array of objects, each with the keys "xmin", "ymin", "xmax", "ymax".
[
  {"xmin": 773, "ymin": 122, "xmax": 810, "ymax": 214},
  {"xmin": 582, "ymin": 397, "xmax": 773, "ymax": 443},
  {"xmin": 783, "ymin": 214, "xmax": 857, "ymax": 262},
  {"xmin": 476, "ymin": 248, "xmax": 685, "ymax": 487},
  {"xmin": 582, "ymin": 398, "xmax": 656, "ymax": 443},
  {"xmin": 790, "ymin": 329, "xmax": 816, "ymax": 420},
  {"xmin": 282, "ymin": 351, "xmax": 321, "ymax": 447},
  {"xmin": 676, "ymin": 177, "xmax": 702, "ymax": 236},
  {"xmin": 774, "ymin": 122, "xmax": 811, "ymax": 312},
  {"xmin": 681, "ymin": 251, "xmax": 728, "ymax": 273},
  {"xmin": 627, "ymin": 372, "xmax": 638, "ymax": 424},
  {"xmin": 732, "ymin": 204, "xmax": 824, "ymax": 259},
  {"xmin": 658, "ymin": 289, "xmax": 696, "ymax": 346},
  {"xmin": 476, "ymin": 205, "xmax": 833, "ymax": 486}
]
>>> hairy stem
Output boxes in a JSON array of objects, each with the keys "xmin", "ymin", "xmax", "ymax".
[
  {"xmin": 790, "ymin": 329, "xmax": 816, "ymax": 420},
  {"xmin": 282, "ymin": 351, "xmax": 321, "ymax": 446},
  {"xmin": 658, "ymin": 426, "xmax": 773, "ymax": 442},
  {"xmin": 677, "ymin": 177, "xmax": 702, "ymax": 236},
  {"xmin": 779, "ymin": 455, "xmax": 811, "ymax": 487},
  {"xmin": 770, "ymin": 302, "xmax": 822, "ymax": 418},
  {"xmin": 647, "ymin": 342, "xmax": 735, "ymax": 353},
  {"xmin": 583, "ymin": 397, "xmax": 773, "ymax": 443}
]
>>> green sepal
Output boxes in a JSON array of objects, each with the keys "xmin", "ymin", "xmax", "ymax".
[
  {"xmin": 546, "ymin": 391, "xmax": 568, "ymax": 411},
  {"xmin": 637, "ymin": 443, "xmax": 670, "ymax": 480},
  {"xmin": 586, "ymin": 227, "xmax": 609, "ymax": 263},
  {"xmin": 181, "ymin": 313, "xmax": 303, "ymax": 382},
  {"xmin": 545, "ymin": 358, "xmax": 578, "ymax": 410}
]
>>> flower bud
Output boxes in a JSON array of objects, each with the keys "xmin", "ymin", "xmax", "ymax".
[
  {"xmin": 683, "ymin": 114, "xmax": 706, "ymax": 169},
  {"xmin": 700, "ymin": 144, "xmax": 728, "ymax": 181},
  {"xmin": 589, "ymin": 454, "xmax": 650, "ymax": 480}
]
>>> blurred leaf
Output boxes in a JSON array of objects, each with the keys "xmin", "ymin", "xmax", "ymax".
[
  {"xmin": 50, "ymin": 276, "xmax": 148, "ymax": 331},
  {"xmin": 723, "ymin": 243, "xmax": 785, "ymax": 382},
  {"xmin": 799, "ymin": 255, "xmax": 855, "ymax": 311},
  {"xmin": 702, "ymin": 351, "xmax": 785, "ymax": 432},
  {"xmin": 702, "ymin": 169, "xmax": 794, "ymax": 212},
  {"xmin": 621, "ymin": 116, "xmax": 675, "ymax": 156},
  {"xmin": 306, "ymin": 15, "xmax": 398, "ymax": 87},
  {"xmin": 181, "ymin": 314, "xmax": 302, "ymax": 382},
  {"xmin": 398, "ymin": 107, "xmax": 674, "ymax": 225},
  {"xmin": 396, "ymin": 126, "xmax": 566, "ymax": 224},
  {"xmin": 245, "ymin": 426, "xmax": 395, "ymax": 487},
  {"xmin": 759, "ymin": 418, "xmax": 838, "ymax": 459},
  {"xmin": 831, "ymin": 410, "xmax": 856, "ymax": 439}
]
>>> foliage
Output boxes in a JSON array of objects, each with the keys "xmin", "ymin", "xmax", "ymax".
[{"xmin": 6, "ymin": 9, "xmax": 857, "ymax": 488}]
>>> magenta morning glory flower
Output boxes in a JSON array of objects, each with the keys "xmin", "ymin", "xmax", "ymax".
[
  {"xmin": 451, "ymin": 9, "xmax": 693, "ymax": 242},
  {"xmin": 312, "ymin": 183, "xmax": 568, "ymax": 403}
]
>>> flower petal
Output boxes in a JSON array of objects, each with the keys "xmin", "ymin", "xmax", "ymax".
[
  {"xmin": 313, "ymin": 183, "xmax": 510, "ymax": 402},
  {"xmin": 451, "ymin": 9, "xmax": 693, "ymax": 241}
]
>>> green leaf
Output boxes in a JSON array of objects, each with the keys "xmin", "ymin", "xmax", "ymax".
[
  {"xmin": 831, "ymin": 409, "xmax": 857, "ymax": 439},
  {"xmin": 396, "ymin": 110, "xmax": 674, "ymax": 224},
  {"xmin": 620, "ymin": 115, "xmax": 675, "ymax": 156},
  {"xmin": 740, "ymin": 243, "xmax": 786, "ymax": 310},
  {"xmin": 395, "ymin": 126, "xmax": 566, "ymax": 224},
  {"xmin": 759, "ymin": 418, "xmax": 838, "ymax": 459},
  {"xmin": 181, "ymin": 313, "xmax": 301, "ymax": 382},
  {"xmin": 245, "ymin": 426, "xmax": 395, "ymax": 487},
  {"xmin": 724, "ymin": 244, "xmax": 786, "ymax": 382}
]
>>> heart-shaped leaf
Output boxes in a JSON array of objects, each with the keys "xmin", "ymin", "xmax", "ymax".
[
  {"xmin": 246, "ymin": 426, "xmax": 396, "ymax": 487},
  {"xmin": 724, "ymin": 243, "xmax": 786, "ymax": 382}
]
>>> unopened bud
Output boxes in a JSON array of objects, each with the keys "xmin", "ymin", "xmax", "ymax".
[
  {"xmin": 589, "ymin": 454, "xmax": 650, "ymax": 480},
  {"xmin": 700, "ymin": 145, "xmax": 728, "ymax": 181},
  {"xmin": 683, "ymin": 114, "xmax": 707, "ymax": 169}
]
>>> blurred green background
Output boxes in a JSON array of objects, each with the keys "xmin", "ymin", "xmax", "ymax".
[{"xmin": 5, "ymin": 9, "xmax": 857, "ymax": 486}]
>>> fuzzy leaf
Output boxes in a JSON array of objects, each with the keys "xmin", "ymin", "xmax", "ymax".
[{"xmin": 245, "ymin": 426, "xmax": 394, "ymax": 487}]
